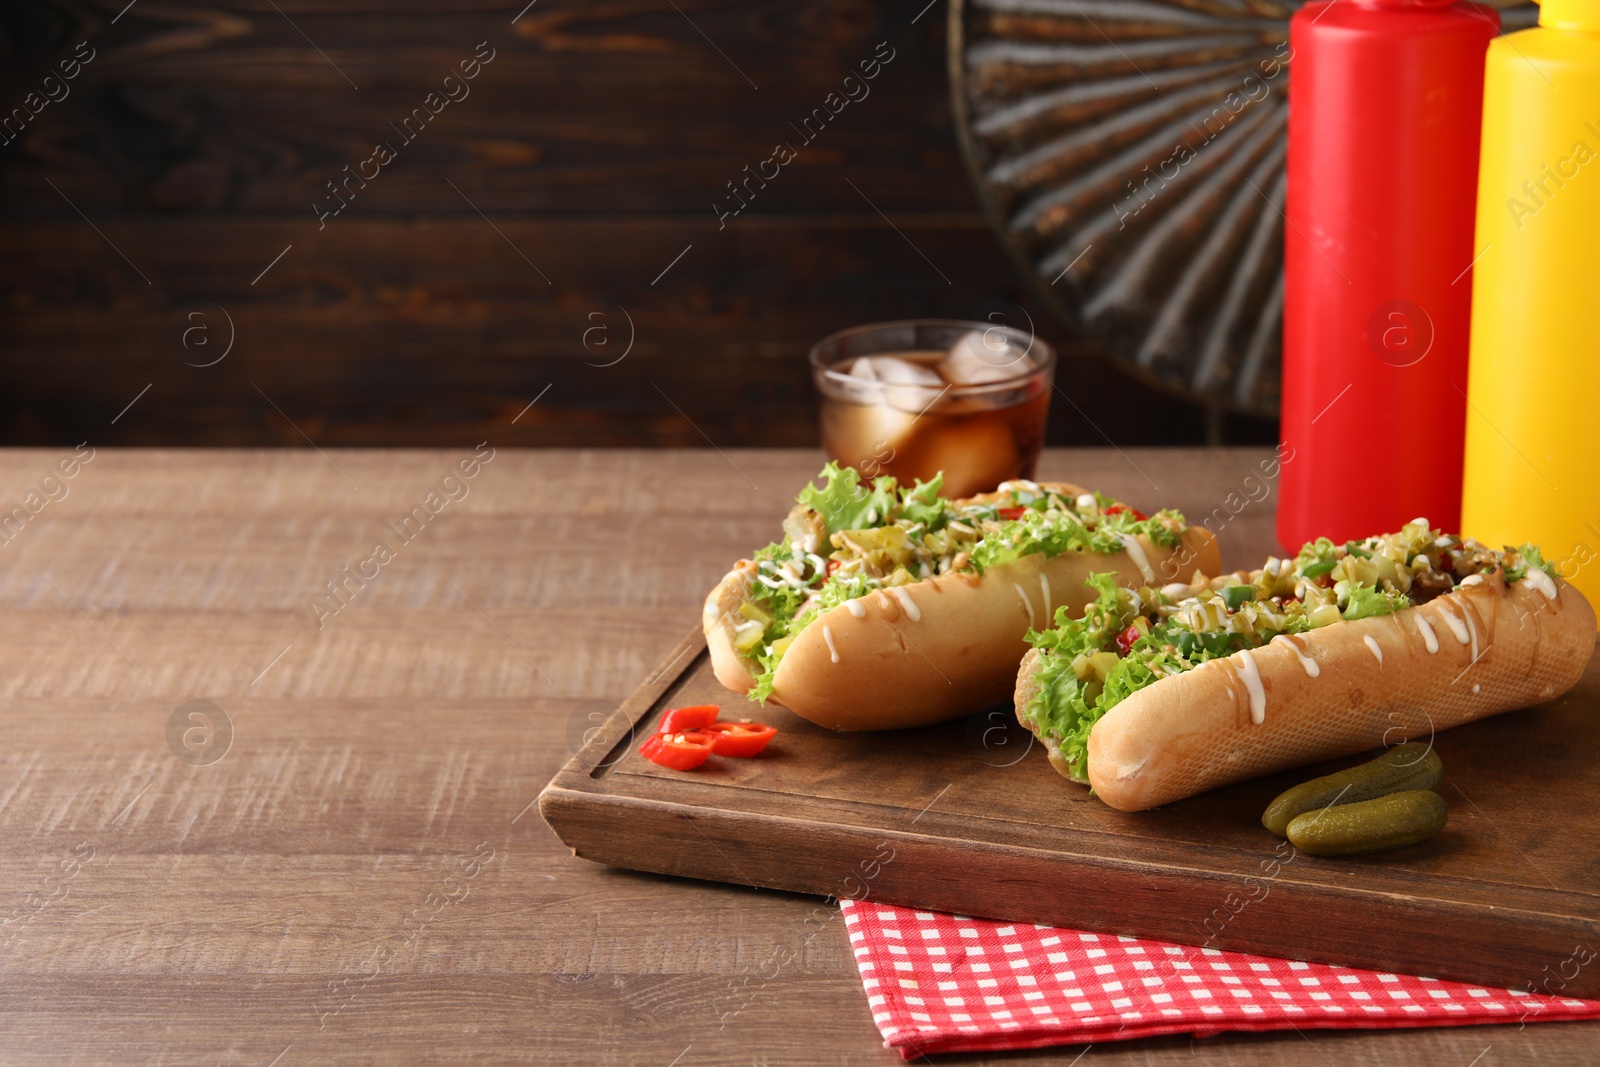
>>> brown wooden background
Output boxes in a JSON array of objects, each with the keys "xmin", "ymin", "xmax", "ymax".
[{"xmin": 0, "ymin": 0, "xmax": 1277, "ymax": 449}]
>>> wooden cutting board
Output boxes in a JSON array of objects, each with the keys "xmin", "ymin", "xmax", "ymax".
[{"xmin": 540, "ymin": 626, "xmax": 1600, "ymax": 999}]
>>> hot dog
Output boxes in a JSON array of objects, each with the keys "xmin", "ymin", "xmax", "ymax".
[
  {"xmin": 1013, "ymin": 522, "xmax": 1596, "ymax": 811},
  {"xmin": 704, "ymin": 463, "xmax": 1218, "ymax": 730}
]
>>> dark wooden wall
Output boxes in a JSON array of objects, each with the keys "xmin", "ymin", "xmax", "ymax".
[{"xmin": 0, "ymin": 0, "xmax": 1275, "ymax": 449}]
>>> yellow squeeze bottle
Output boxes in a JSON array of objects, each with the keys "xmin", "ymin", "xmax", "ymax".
[{"xmin": 1462, "ymin": 0, "xmax": 1600, "ymax": 619}]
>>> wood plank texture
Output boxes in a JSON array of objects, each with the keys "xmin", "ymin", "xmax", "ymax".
[
  {"xmin": 0, "ymin": 446, "xmax": 1593, "ymax": 1064},
  {"xmin": 0, "ymin": 0, "xmax": 1277, "ymax": 448},
  {"xmin": 2, "ymin": 11, "xmax": 970, "ymax": 215},
  {"xmin": 0, "ymin": 217, "xmax": 1227, "ymax": 449}
]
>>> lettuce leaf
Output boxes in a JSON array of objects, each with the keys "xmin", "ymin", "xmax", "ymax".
[
  {"xmin": 1342, "ymin": 583, "xmax": 1410, "ymax": 620},
  {"xmin": 749, "ymin": 659, "xmax": 779, "ymax": 703},
  {"xmin": 1505, "ymin": 543, "xmax": 1556, "ymax": 583},
  {"xmin": 796, "ymin": 462, "xmax": 896, "ymax": 539},
  {"xmin": 970, "ymin": 508, "xmax": 1186, "ymax": 575},
  {"xmin": 899, "ymin": 474, "xmax": 952, "ymax": 530}
]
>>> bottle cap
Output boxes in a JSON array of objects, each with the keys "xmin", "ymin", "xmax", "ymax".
[{"xmin": 1539, "ymin": 0, "xmax": 1600, "ymax": 31}]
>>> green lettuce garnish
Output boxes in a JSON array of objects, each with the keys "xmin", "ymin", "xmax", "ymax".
[
  {"xmin": 969, "ymin": 508, "xmax": 1184, "ymax": 575},
  {"xmin": 1342, "ymin": 583, "xmax": 1409, "ymax": 620},
  {"xmin": 749, "ymin": 653, "xmax": 781, "ymax": 703},
  {"xmin": 1505, "ymin": 543, "xmax": 1556, "ymax": 583},
  {"xmin": 1021, "ymin": 574, "xmax": 1314, "ymax": 781},
  {"xmin": 746, "ymin": 572, "xmax": 883, "ymax": 701},
  {"xmin": 795, "ymin": 462, "xmax": 896, "ymax": 539},
  {"xmin": 899, "ymin": 474, "xmax": 952, "ymax": 530}
]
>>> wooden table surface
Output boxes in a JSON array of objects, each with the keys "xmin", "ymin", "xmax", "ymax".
[{"xmin": 0, "ymin": 446, "xmax": 1589, "ymax": 1066}]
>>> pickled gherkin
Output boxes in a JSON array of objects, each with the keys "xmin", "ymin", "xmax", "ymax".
[
  {"xmin": 1285, "ymin": 790, "xmax": 1448, "ymax": 857},
  {"xmin": 1262, "ymin": 743, "xmax": 1443, "ymax": 837}
]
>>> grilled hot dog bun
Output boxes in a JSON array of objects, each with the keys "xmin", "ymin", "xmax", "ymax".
[
  {"xmin": 1014, "ymin": 527, "xmax": 1594, "ymax": 812},
  {"xmin": 1086, "ymin": 568, "xmax": 1594, "ymax": 811},
  {"xmin": 768, "ymin": 527, "xmax": 1214, "ymax": 730},
  {"xmin": 704, "ymin": 474, "xmax": 1219, "ymax": 732}
]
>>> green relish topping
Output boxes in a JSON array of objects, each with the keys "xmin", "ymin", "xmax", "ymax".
[
  {"xmin": 733, "ymin": 463, "xmax": 1190, "ymax": 702},
  {"xmin": 1020, "ymin": 520, "xmax": 1558, "ymax": 782}
]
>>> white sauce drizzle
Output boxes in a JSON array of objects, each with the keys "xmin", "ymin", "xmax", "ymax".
[
  {"xmin": 1438, "ymin": 606, "xmax": 1470, "ymax": 646},
  {"xmin": 1363, "ymin": 635, "xmax": 1384, "ymax": 666},
  {"xmin": 1460, "ymin": 573, "xmax": 1486, "ymax": 587},
  {"xmin": 1525, "ymin": 568, "xmax": 1559, "ymax": 602},
  {"xmin": 822, "ymin": 625, "xmax": 839, "ymax": 664},
  {"xmin": 1076, "ymin": 493, "xmax": 1097, "ymax": 509},
  {"xmin": 1271, "ymin": 634, "xmax": 1320, "ymax": 677},
  {"xmin": 1234, "ymin": 649, "xmax": 1267, "ymax": 724},
  {"xmin": 1161, "ymin": 582, "xmax": 1192, "ymax": 601},
  {"xmin": 1012, "ymin": 582, "xmax": 1038, "ymax": 628},
  {"xmin": 888, "ymin": 586, "xmax": 921, "ymax": 622},
  {"xmin": 845, "ymin": 599, "xmax": 867, "ymax": 619},
  {"xmin": 1039, "ymin": 574, "xmax": 1052, "ymax": 621},
  {"xmin": 1416, "ymin": 615, "xmax": 1439, "ymax": 654},
  {"xmin": 1463, "ymin": 605, "xmax": 1479, "ymax": 663},
  {"xmin": 1118, "ymin": 533, "xmax": 1156, "ymax": 583}
]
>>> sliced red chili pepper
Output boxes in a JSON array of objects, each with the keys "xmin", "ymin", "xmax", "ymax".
[
  {"xmin": 1114, "ymin": 624, "xmax": 1143, "ymax": 655},
  {"xmin": 1103, "ymin": 503, "xmax": 1149, "ymax": 521},
  {"xmin": 997, "ymin": 506, "xmax": 1027, "ymax": 521},
  {"xmin": 640, "ymin": 730, "xmax": 716, "ymax": 770},
  {"xmin": 827, "ymin": 558, "xmax": 841, "ymax": 576},
  {"xmin": 703, "ymin": 720, "xmax": 778, "ymax": 758},
  {"xmin": 658, "ymin": 704, "xmax": 719, "ymax": 734}
]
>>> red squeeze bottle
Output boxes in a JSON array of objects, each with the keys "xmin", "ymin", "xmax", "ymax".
[{"xmin": 1278, "ymin": 0, "xmax": 1498, "ymax": 552}]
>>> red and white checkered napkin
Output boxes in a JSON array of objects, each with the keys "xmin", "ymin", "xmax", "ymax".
[{"xmin": 840, "ymin": 900, "xmax": 1600, "ymax": 1058}]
